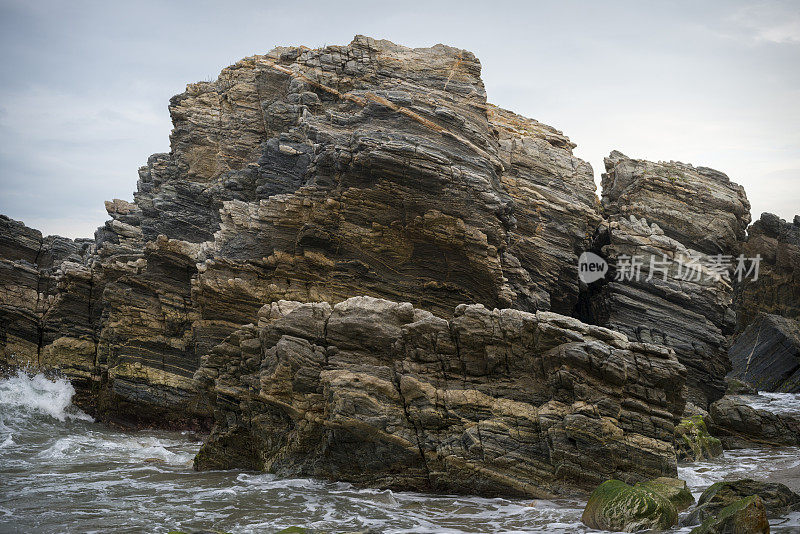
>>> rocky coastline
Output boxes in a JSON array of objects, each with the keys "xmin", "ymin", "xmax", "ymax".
[{"xmin": 2, "ymin": 36, "xmax": 799, "ymax": 513}]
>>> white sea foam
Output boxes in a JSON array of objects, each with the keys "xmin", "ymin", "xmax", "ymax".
[
  {"xmin": 0, "ymin": 370, "xmax": 92, "ymax": 422},
  {"xmin": 740, "ymin": 392, "xmax": 800, "ymax": 416}
]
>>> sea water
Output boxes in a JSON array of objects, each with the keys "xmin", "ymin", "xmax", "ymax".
[{"xmin": 1, "ymin": 371, "xmax": 798, "ymax": 533}]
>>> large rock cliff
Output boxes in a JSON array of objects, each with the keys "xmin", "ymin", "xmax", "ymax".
[{"xmin": 2, "ymin": 36, "xmax": 602, "ymax": 427}]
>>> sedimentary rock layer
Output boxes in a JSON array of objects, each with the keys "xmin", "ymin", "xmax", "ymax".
[
  {"xmin": 733, "ymin": 213, "xmax": 800, "ymax": 332},
  {"xmin": 194, "ymin": 296, "xmax": 687, "ymax": 497},
  {"xmin": 580, "ymin": 152, "xmax": 750, "ymax": 407},
  {"xmin": 728, "ymin": 314, "xmax": 800, "ymax": 393},
  {"xmin": 2, "ymin": 36, "xmax": 603, "ymax": 427}
]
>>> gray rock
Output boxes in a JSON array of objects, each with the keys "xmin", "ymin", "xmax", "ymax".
[
  {"xmin": 729, "ymin": 314, "xmax": 800, "ymax": 393},
  {"xmin": 706, "ymin": 395, "xmax": 800, "ymax": 448}
]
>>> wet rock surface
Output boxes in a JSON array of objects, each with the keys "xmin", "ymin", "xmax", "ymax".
[
  {"xmin": 675, "ymin": 414, "xmax": 724, "ymax": 462},
  {"xmin": 580, "ymin": 479, "xmax": 678, "ymax": 532},
  {"xmin": 684, "ymin": 478, "xmax": 800, "ymax": 529},
  {"xmin": 689, "ymin": 494, "xmax": 770, "ymax": 534},
  {"xmin": 706, "ymin": 395, "xmax": 800, "ymax": 448},
  {"xmin": 194, "ymin": 296, "xmax": 687, "ymax": 497}
]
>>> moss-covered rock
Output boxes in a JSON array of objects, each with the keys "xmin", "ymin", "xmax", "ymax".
[
  {"xmin": 699, "ymin": 478, "xmax": 800, "ymax": 517},
  {"xmin": 689, "ymin": 495, "xmax": 769, "ymax": 534},
  {"xmin": 636, "ymin": 477, "xmax": 695, "ymax": 512},
  {"xmin": 676, "ymin": 415, "xmax": 724, "ymax": 462},
  {"xmin": 581, "ymin": 479, "xmax": 678, "ymax": 532}
]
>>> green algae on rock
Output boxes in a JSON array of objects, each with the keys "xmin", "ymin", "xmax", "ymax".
[
  {"xmin": 699, "ymin": 479, "xmax": 800, "ymax": 517},
  {"xmin": 676, "ymin": 415, "xmax": 723, "ymax": 462},
  {"xmin": 636, "ymin": 477, "xmax": 695, "ymax": 512},
  {"xmin": 581, "ymin": 479, "xmax": 678, "ymax": 532},
  {"xmin": 689, "ymin": 495, "xmax": 769, "ymax": 534}
]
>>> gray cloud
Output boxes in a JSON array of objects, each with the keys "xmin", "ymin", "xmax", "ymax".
[{"xmin": 0, "ymin": 0, "xmax": 797, "ymax": 238}]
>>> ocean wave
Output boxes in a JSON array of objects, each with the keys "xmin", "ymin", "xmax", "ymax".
[{"xmin": 0, "ymin": 370, "xmax": 93, "ymax": 423}]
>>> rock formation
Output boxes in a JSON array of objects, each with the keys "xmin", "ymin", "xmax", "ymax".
[
  {"xmin": 728, "ymin": 314, "xmax": 800, "ymax": 393},
  {"xmin": 194, "ymin": 296, "xmax": 686, "ymax": 497},
  {"xmin": 2, "ymin": 36, "xmax": 603, "ymax": 428},
  {"xmin": 706, "ymin": 395, "xmax": 800, "ymax": 448},
  {"xmin": 733, "ymin": 213, "xmax": 800, "ymax": 331},
  {"xmin": 579, "ymin": 151, "xmax": 750, "ymax": 407},
  {"xmin": 1, "ymin": 35, "xmax": 796, "ymax": 498}
]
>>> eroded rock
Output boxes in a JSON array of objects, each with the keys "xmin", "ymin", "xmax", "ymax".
[{"xmin": 194, "ymin": 296, "xmax": 687, "ymax": 497}]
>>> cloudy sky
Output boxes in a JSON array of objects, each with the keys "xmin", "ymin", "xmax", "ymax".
[{"xmin": 0, "ymin": 0, "xmax": 798, "ymax": 238}]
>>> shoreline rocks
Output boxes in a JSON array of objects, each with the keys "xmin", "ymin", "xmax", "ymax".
[
  {"xmin": 581, "ymin": 479, "xmax": 679, "ymax": 532},
  {"xmin": 194, "ymin": 296, "xmax": 687, "ymax": 497},
  {"xmin": 1, "ymin": 35, "xmax": 799, "ymax": 502}
]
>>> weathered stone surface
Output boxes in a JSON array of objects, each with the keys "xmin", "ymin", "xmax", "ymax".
[
  {"xmin": 699, "ymin": 479, "xmax": 800, "ymax": 517},
  {"xmin": 689, "ymin": 495, "xmax": 769, "ymax": 534},
  {"xmin": 734, "ymin": 213, "xmax": 800, "ymax": 331},
  {"xmin": 685, "ymin": 478, "xmax": 799, "ymax": 528},
  {"xmin": 636, "ymin": 476, "xmax": 695, "ymax": 512},
  {"xmin": 729, "ymin": 314, "xmax": 800, "ymax": 393},
  {"xmin": 601, "ymin": 151, "xmax": 750, "ymax": 255},
  {"xmin": 0, "ymin": 215, "xmax": 94, "ymax": 372},
  {"xmin": 580, "ymin": 152, "xmax": 750, "ymax": 408},
  {"xmin": 581, "ymin": 479, "xmax": 678, "ymax": 532},
  {"xmin": 675, "ymin": 414, "xmax": 723, "ymax": 463},
  {"xmin": 706, "ymin": 395, "xmax": 800, "ymax": 448},
  {"xmin": 194, "ymin": 296, "xmax": 686, "ymax": 497},
  {"xmin": 3, "ymin": 36, "xmax": 607, "ymax": 430}
]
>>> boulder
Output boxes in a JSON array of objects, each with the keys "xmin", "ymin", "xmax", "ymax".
[
  {"xmin": 635, "ymin": 477, "xmax": 695, "ymax": 511},
  {"xmin": 728, "ymin": 314, "xmax": 800, "ymax": 393},
  {"xmin": 689, "ymin": 495, "xmax": 769, "ymax": 534},
  {"xmin": 707, "ymin": 396, "xmax": 800, "ymax": 448},
  {"xmin": 726, "ymin": 377, "xmax": 758, "ymax": 396},
  {"xmin": 698, "ymin": 479, "xmax": 800, "ymax": 518},
  {"xmin": 581, "ymin": 479, "xmax": 678, "ymax": 532}
]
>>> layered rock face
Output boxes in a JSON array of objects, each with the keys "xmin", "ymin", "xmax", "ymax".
[
  {"xmin": 580, "ymin": 152, "xmax": 750, "ymax": 407},
  {"xmin": 728, "ymin": 314, "xmax": 800, "ymax": 393},
  {"xmin": 0, "ymin": 216, "xmax": 95, "ymax": 380},
  {"xmin": 733, "ymin": 213, "xmax": 800, "ymax": 332},
  {"xmin": 1, "ymin": 35, "xmax": 786, "ymax": 498},
  {"xmin": 194, "ymin": 296, "xmax": 686, "ymax": 497},
  {"xmin": 2, "ymin": 36, "xmax": 602, "ymax": 427}
]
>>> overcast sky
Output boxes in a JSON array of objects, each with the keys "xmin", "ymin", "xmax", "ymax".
[{"xmin": 0, "ymin": 0, "xmax": 798, "ymax": 238}]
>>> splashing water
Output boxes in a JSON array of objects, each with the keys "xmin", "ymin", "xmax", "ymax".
[
  {"xmin": 0, "ymin": 371, "xmax": 799, "ymax": 533},
  {"xmin": 0, "ymin": 370, "xmax": 93, "ymax": 422}
]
